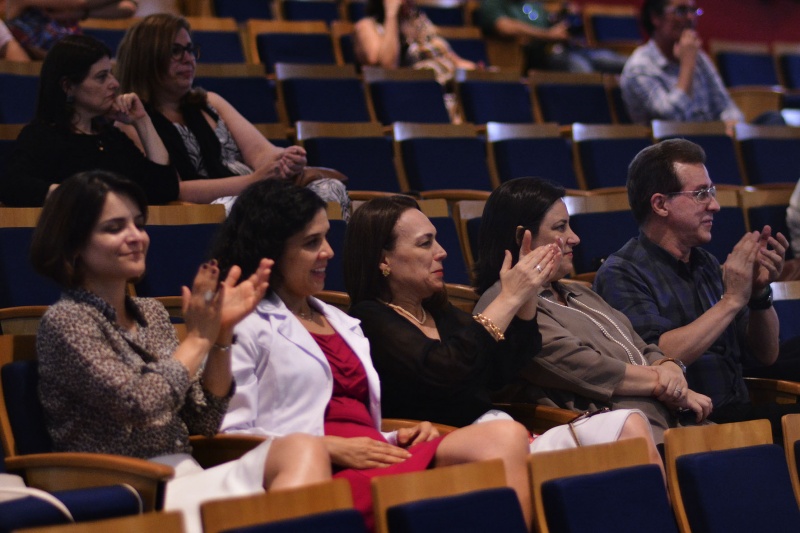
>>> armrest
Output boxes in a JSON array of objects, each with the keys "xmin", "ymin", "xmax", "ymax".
[
  {"xmin": 189, "ymin": 434, "xmax": 267, "ymax": 469},
  {"xmin": 5, "ymin": 453, "xmax": 173, "ymax": 512},
  {"xmin": 745, "ymin": 377, "xmax": 800, "ymax": 405},
  {"xmin": 381, "ymin": 418, "xmax": 459, "ymax": 436},
  {"xmin": 493, "ymin": 403, "xmax": 578, "ymax": 434}
]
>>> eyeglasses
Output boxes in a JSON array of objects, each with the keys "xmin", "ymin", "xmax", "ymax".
[
  {"xmin": 666, "ymin": 185, "xmax": 717, "ymax": 204},
  {"xmin": 664, "ymin": 5, "xmax": 703, "ymax": 17},
  {"xmin": 171, "ymin": 43, "xmax": 200, "ymax": 61}
]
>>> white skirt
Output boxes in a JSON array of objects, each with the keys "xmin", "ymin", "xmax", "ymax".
[
  {"xmin": 473, "ymin": 408, "xmax": 649, "ymax": 453},
  {"xmin": 150, "ymin": 438, "xmax": 273, "ymax": 533}
]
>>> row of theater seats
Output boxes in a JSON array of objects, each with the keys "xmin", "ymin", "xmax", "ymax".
[
  {"xmin": 70, "ymin": 0, "xmax": 645, "ymax": 64},
  {"xmin": 0, "ymin": 61, "xmax": 637, "ymax": 126},
  {"xmin": 4, "ymin": 417, "xmax": 800, "ymax": 532},
  {"xmin": 3, "ymin": 112, "xmax": 800, "ymax": 195},
  {"xmin": 1, "ymin": 197, "xmax": 799, "ymax": 342}
]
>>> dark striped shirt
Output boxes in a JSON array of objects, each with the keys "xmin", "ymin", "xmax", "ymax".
[{"xmin": 594, "ymin": 233, "xmax": 750, "ymax": 408}]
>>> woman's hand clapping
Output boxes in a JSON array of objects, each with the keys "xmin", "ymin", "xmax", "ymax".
[
  {"xmin": 498, "ymin": 230, "xmax": 559, "ymax": 315},
  {"xmin": 182, "ymin": 258, "xmax": 272, "ymax": 344}
]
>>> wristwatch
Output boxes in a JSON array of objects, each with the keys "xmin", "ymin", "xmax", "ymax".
[
  {"xmin": 748, "ymin": 285, "xmax": 773, "ymax": 311},
  {"xmin": 655, "ymin": 357, "xmax": 687, "ymax": 375}
]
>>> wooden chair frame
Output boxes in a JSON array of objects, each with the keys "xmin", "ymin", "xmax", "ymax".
[
  {"xmin": 202, "ymin": 479, "xmax": 354, "ymax": 533},
  {"xmin": 372, "ymin": 459, "xmax": 506, "ymax": 533},
  {"xmin": 745, "ymin": 376, "xmax": 800, "ymax": 405},
  {"xmin": 782, "ymin": 413, "xmax": 800, "ymax": 506},
  {"xmin": 773, "ymin": 41, "xmax": 800, "ymax": 88},
  {"xmin": 493, "ymin": 403, "xmax": 578, "ymax": 435},
  {"xmin": 451, "ymin": 199, "xmax": 485, "ymax": 275},
  {"xmin": 0, "ymin": 305, "xmax": 48, "ymax": 335},
  {"xmin": 20, "ymin": 510, "xmax": 184, "ymax": 533},
  {"xmin": 331, "ymin": 20, "xmax": 355, "ymax": 66},
  {"xmin": 729, "ymin": 86, "xmax": 785, "ymax": 123}
]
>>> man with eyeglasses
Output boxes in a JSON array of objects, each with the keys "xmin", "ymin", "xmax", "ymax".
[
  {"xmin": 620, "ymin": 0, "xmax": 743, "ymax": 131},
  {"xmin": 594, "ymin": 139, "xmax": 799, "ymax": 443}
]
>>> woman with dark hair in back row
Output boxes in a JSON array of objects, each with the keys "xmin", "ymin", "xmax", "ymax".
[{"xmin": 2, "ymin": 35, "xmax": 179, "ymax": 206}]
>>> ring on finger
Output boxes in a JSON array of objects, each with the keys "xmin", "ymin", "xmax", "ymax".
[
  {"xmin": 203, "ymin": 290, "xmax": 215, "ymax": 304},
  {"xmin": 536, "ymin": 264, "xmax": 543, "ymax": 273},
  {"xmin": 674, "ymin": 387, "xmax": 682, "ymax": 395}
]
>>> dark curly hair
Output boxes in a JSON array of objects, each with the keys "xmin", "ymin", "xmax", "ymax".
[{"xmin": 211, "ymin": 180, "xmax": 326, "ymax": 294}]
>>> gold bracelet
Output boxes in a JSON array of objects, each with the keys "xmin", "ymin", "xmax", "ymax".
[{"xmin": 473, "ymin": 313, "xmax": 505, "ymax": 342}]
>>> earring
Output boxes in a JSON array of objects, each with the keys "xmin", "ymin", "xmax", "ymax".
[{"xmin": 381, "ymin": 267, "xmax": 391, "ymax": 277}]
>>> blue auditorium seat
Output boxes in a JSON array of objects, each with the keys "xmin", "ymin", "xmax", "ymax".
[
  {"xmin": 0, "ymin": 483, "xmax": 142, "ymax": 532},
  {"xmin": 676, "ymin": 444, "xmax": 800, "ymax": 533},
  {"xmin": 364, "ymin": 67, "xmax": 450, "ymax": 125},
  {"xmin": 0, "ymin": 227, "xmax": 61, "ymax": 308},
  {"xmin": 487, "ymin": 122, "xmax": 580, "ymax": 189},
  {"xmin": 542, "ymin": 465, "xmax": 677, "ymax": 533},
  {"xmin": 712, "ymin": 43, "xmax": 779, "ymax": 87},
  {"xmin": 736, "ymin": 124, "xmax": 800, "ymax": 186},
  {"xmin": 572, "ymin": 123, "xmax": 652, "ymax": 190},
  {"xmin": 652, "ymin": 121, "xmax": 744, "ymax": 186},
  {"xmin": 214, "ymin": 0, "xmax": 273, "ymax": 22},
  {"xmin": 192, "ymin": 30, "xmax": 247, "ymax": 63},
  {"xmin": 135, "ymin": 223, "xmax": 220, "ymax": 297},
  {"xmin": 220, "ymin": 509, "xmax": 367, "ymax": 533},
  {"xmin": 531, "ymin": 71, "xmax": 613, "ymax": 125},
  {"xmin": 194, "ymin": 67, "xmax": 280, "ymax": 125},
  {"xmin": 394, "ymin": 123, "xmax": 493, "ymax": 192},
  {"xmin": 281, "ymin": 0, "xmax": 340, "ymax": 25},
  {"xmin": 298, "ymin": 122, "xmax": 402, "ymax": 193},
  {"xmin": 386, "ymin": 487, "xmax": 527, "ymax": 533},
  {"xmin": 0, "ymin": 71, "xmax": 38, "ymax": 124},
  {"xmin": 457, "ymin": 74, "xmax": 533, "ymax": 125},
  {"xmin": 570, "ymin": 210, "xmax": 638, "ymax": 274}
]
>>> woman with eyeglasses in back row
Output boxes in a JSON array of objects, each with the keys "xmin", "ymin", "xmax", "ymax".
[{"xmin": 115, "ymin": 14, "xmax": 351, "ymax": 216}]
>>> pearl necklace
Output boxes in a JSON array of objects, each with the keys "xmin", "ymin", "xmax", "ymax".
[
  {"xmin": 538, "ymin": 291, "xmax": 647, "ymax": 366},
  {"xmin": 292, "ymin": 307, "xmax": 315, "ymax": 320},
  {"xmin": 379, "ymin": 300, "xmax": 427, "ymax": 325}
]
